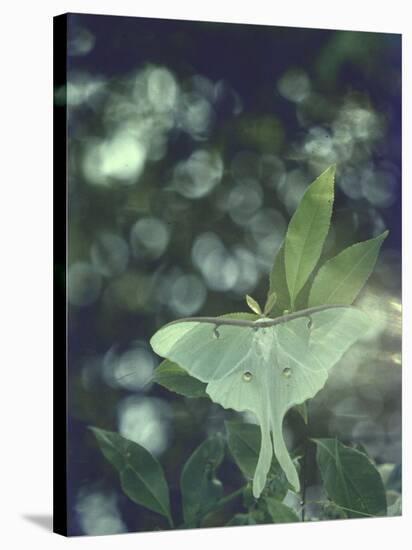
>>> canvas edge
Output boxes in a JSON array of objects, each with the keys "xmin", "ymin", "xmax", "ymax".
[{"xmin": 53, "ymin": 12, "xmax": 68, "ymax": 538}]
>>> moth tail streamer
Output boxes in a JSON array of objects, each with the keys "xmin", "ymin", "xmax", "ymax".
[
  {"xmin": 253, "ymin": 421, "xmax": 273, "ymax": 498},
  {"xmin": 271, "ymin": 421, "xmax": 300, "ymax": 493}
]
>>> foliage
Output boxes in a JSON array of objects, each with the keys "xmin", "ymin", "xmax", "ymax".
[
  {"xmin": 245, "ymin": 294, "xmax": 262, "ymax": 315},
  {"xmin": 90, "ymin": 427, "xmax": 172, "ymax": 525},
  {"xmin": 284, "ymin": 165, "xmax": 335, "ymax": 310},
  {"xmin": 90, "ymin": 166, "xmax": 390, "ymax": 528},
  {"xmin": 308, "ymin": 231, "xmax": 389, "ymax": 306},
  {"xmin": 180, "ymin": 435, "xmax": 225, "ymax": 526},
  {"xmin": 152, "ymin": 359, "xmax": 208, "ymax": 398},
  {"xmin": 313, "ymin": 438, "xmax": 387, "ymax": 518},
  {"xmin": 265, "ymin": 497, "xmax": 300, "ymax": 523}
]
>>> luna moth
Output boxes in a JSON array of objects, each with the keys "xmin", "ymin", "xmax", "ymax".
[{"xmin": 150, "ymin": 305, "xmax": 369, "ymax": 498}]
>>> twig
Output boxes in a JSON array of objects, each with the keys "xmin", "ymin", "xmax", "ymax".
[{"xmin": 165, "ymin": 304, "xmax": 349, "ymax": 329}]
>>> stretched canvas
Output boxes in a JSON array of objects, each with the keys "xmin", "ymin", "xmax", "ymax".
[{"xmin": 53, "ymin": 13, "xmax": 402, "ymax": 536}]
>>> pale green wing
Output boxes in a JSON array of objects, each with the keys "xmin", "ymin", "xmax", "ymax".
[
  {"xmin": 307, "ymin": 307, "xmax": 370, "ymax": 369},
  {"xmin": 150, "ymin": 321, "xmax": 256, "ymax": 382}
]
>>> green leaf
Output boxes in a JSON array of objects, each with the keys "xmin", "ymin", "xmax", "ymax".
[
  {"xmin": 267, "ymin": 243, "xmax": 290, "ymax": 316},
  {"xmin": 152, "ymin": 359, "xmax": 208, "ymax": 398},
  {"xmin": 313, "ymin": 438, "xmax": 387, "ymax": 518},
  {"xmin": 285, "ymin": 165, "xmax": 335, "ymax": 309},
  {"xmin": 353, "ymin": 442, "xmax": 369, "ymax": 456},
  {"xmin": 308, "ymin": 231, "xmax": 388, "ymax": 306},
  {"xmin": 263, "ymin": 291, "xmax": 277, "ymax": 316},
  {"xmin": 180, "ymin": 435, "xmax": 225, "ymax": 525},
  {"xmin": 265, "ymin": 497, "xmax": 300, "ymax": 523},
  {"xmin": 90, "ymin": 427, "xmax": 172, "ymax": 523},
  {"xmin": 226, "ymin": 422, "xmax": 261, "ymax": 479},
  {"xmin": 246, "ymin": 295, "xmax": 262, "ymax": 315}
]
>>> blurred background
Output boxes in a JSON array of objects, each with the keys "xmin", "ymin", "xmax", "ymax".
[{"xmin": 57, "ymin": 13, "xmax": 401, "ymax": 535}]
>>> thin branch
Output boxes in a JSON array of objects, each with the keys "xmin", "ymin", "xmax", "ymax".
[{"xmin": 165, "ymin": 304, "xmax": 349, "ymax": 329}]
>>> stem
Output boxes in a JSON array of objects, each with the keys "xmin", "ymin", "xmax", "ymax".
[
  {"xmin": 179, "ymin": 485, "xmax": 246, "ymax": 528},
  {"xmin": 300, "ymin": 407, "xmax": 309, "ymax": 522},
  {"xmin": 301, "ymin": 448, "xmax": 306, "ymax": 522}
]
